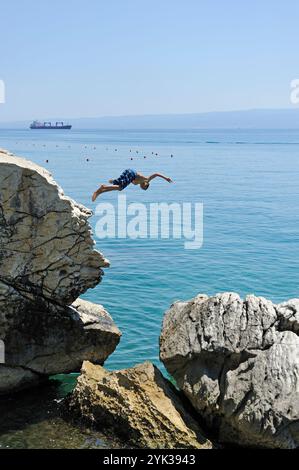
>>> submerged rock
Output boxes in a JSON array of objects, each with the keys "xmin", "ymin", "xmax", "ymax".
[
  {"xmin": 67, "ymin": 361, "xmax": 212, "ymax": 449},
  {"xmin": 160, "ymin": 292, "xmax": 299, "ymax": 449},
  {"xmin": 0, "ymin": 150, "xmax": 120, "ymax": 394}
]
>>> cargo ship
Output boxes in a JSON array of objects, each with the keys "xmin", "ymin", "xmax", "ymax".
[{"xmin": 30, "ymin": 120, "xmax": 72, "ymax": 130}]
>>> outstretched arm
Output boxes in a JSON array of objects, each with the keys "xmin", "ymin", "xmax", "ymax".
[{"xmin": 147, "ymin": 173, "xmax": 173, "ymax": 183}]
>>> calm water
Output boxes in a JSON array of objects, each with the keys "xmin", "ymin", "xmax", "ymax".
[{"xmin": 1, "ymin": 128, "xmax": 299, "ymax": 447}]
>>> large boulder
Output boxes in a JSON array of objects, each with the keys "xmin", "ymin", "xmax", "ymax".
[
  {"xmin": 0, "ymin": 299, "xmax": 121, "ymax": 394},
  {"xmin": 67, "ymin": 361, "xmax": 212, "ymax": 449},
  {"xmin": 0, "ymin": 150, "xmax": 120, "ymax": 393},
  {"xmin": 0, "ymin": 149, "xmax": 109, "ymax": 309},
  {"xmin": 160, "ymin": 292, "xmax": 299, "ymax": 449}
]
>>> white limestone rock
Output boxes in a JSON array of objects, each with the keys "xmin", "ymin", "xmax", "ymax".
[
  {"xmin": 160, "ymin": 292, "xmax": 299, "ymax": 448},
  {"xmin": 0, "ymin": 150, "xmax": 120, "ymax": 394}
]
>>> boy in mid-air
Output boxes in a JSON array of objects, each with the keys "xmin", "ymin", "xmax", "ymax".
[{"xmin": 92, "ymin": 169, "xmax": 173, "ymax": 201}]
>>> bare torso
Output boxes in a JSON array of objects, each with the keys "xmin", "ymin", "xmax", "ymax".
[{"xmin": 132, "ymin": 173, "xmax": 148, "ymax": 185}]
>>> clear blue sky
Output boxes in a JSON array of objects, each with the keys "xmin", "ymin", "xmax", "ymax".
[{"xmin": 0, "ymin": 0, "xmax": 298, "ymax": 120}]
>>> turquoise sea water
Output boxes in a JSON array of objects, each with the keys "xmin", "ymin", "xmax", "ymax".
[{"xmin": 1, "ymin": 128, "xmax": 299, "ymax": 447}]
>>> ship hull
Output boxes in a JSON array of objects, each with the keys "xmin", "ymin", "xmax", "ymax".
[{"xmin": 30, "ymin": 125, "xmax": 72, "ymax": 130}]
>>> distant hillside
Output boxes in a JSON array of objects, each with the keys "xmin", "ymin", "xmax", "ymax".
[{"xmin": 1, "ymin": 108, "xmax": 299, "ymax": 129}]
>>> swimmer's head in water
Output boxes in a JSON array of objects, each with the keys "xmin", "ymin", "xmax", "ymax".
[{"xmin": 140, "ymin": 181, "xmax": 150, "ymax": 190}]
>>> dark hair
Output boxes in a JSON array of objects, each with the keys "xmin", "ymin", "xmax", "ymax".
[{"xmin": 141, "ymin": 182, "xmax": 150, "ymax": 190}]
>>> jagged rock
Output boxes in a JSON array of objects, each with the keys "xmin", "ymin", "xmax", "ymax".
[
  {"xmin": 0, "ymin": 299, "xmax": 121, "ymax": 394},
  {"xmin": 67, "ymin": 361, "xmax": 212, "ymax": 449},
  {"xmin": 160, "ymin": 292, "xmax": 299, "ymax": 449},
  {"xmin": 0, "ymin": 150, "xmax": 120, "ymax": 394},
  {"xmin": 0, "ymin": 149, "xmax": 109, "ymax": 309}
]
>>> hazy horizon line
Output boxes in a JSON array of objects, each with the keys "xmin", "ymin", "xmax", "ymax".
[{"xmin": 0, "ymin": 106, "xmax": 298, "ymax": 124}]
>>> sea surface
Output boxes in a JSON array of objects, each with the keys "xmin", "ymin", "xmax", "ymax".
[{"xmin": 1, "ymin": 128, "xmax": 299, "ymax": 448}]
